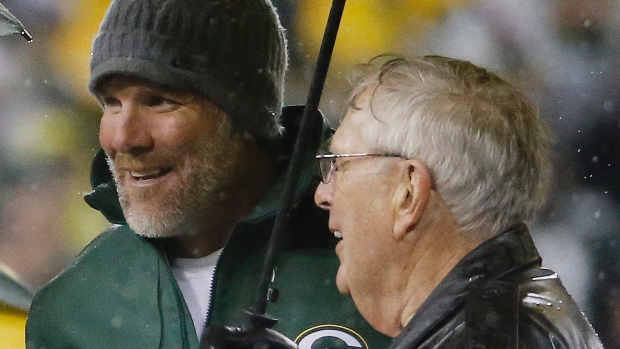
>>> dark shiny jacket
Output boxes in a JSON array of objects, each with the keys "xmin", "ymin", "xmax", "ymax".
[{"xmin": 389, "ymin": 223, "xmax": 603, "ymax": 349}]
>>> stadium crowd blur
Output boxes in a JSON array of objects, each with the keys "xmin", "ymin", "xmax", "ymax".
[{"xmin": 1, "ymin": 0, "xmax": 619, "ymax": 347}]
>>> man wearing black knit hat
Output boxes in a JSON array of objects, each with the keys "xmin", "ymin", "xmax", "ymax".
[{"xmin": 25, "ymin": 0, "xmax": 391, "ymax": 348}]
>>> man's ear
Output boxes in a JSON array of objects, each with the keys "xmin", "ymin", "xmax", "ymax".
[{"xmin": 393, "ymin": 159, "xmax": 431, "ymax": 241}]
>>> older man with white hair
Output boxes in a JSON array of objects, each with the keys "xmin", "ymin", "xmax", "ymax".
[{"xmin": 315, "ymin": 55, "xmax": 604, "ymax": 348}]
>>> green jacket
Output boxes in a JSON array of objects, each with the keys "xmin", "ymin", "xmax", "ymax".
[{"xmin": 26, "ymin": 107, "xmax": 391, "ymax": 349}]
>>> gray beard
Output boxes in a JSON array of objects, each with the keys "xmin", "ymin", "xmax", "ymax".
[{"xmin": 108, "ymin": 121, "xmax": 243, "ymax": 238}]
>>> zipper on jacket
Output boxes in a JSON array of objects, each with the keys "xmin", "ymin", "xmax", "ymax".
[
  {"xmin": 204, "ymin": 245, "xmax": 225, "ymax": 328},
  {"xmin": 162, "ymin": 254, "xmax": 191, "ymax": 349}
]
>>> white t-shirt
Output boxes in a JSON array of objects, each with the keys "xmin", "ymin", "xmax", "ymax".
[{"xmin": 170, "ymin": 249, "xmax": 222, "ymax": 338}]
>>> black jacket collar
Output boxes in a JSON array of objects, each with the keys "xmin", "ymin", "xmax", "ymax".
[{"xmin": 392, "ymin": 223, "xmax": 541, "ymax": 348}]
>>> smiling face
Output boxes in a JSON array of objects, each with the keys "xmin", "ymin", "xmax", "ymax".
[
  {"xmin": 97, "ymin": 76, "xmax": 244, "ymax": 238},
  {"xmin": 315, "ymin": 78, "xmax": 492, "ymax": 337},
  {"xmin": 314, "ymin": 105, "xmax": 411, "ymax": 330}
]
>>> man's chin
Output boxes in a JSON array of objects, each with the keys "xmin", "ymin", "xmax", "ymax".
[
  {"xmin": 335, "ymin": 268, "xmax": 350, "ymax": 295},
  {"xmin": 125, "ymin": 213, "xmax": 183, "ymax": 239},
  {"xmin": 130, "ymin": 227, "xmax": 181, "ymax": 239}
]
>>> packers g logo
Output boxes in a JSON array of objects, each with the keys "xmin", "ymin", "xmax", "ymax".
[{"xmin": 295, "ymin": 324, "xmax": 369, "ymax": 349}]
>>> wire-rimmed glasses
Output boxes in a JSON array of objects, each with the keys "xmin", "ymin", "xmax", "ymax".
[{"xmin": 315, "ymin": 152, "xmax": 402, "ymax": 184}]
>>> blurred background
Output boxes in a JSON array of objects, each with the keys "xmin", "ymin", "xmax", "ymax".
[{"xmin": 1, "ymin": 0, "xmax": 619, "ymax": 347}]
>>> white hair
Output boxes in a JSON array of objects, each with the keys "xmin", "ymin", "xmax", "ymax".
[{"xmin": 348, "ymin": 56, "xmax": 553, "ymax": 239}]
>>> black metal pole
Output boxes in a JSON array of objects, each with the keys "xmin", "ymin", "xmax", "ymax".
[{"xmin": 252, "ymin": 0, "xmax": 347, "ymax": 319}]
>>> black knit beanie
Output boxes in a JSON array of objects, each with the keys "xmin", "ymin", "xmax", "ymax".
[{"xmin": 89, "ymin": 0, "xmax": 288, "ymax": 141}]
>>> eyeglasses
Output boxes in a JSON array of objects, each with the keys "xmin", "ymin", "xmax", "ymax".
[{"xmin": 315, "ymin": 152, "xmax": 402, "ymax": 184}]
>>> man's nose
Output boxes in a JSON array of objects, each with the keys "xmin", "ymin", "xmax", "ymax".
[
  {"xmin": 314, "ymin": 181, "xmax": 333, "ymax": 211},
  {"xmin": 110, "ymin": 107, "xmax": 154, "ymax": 155}
]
